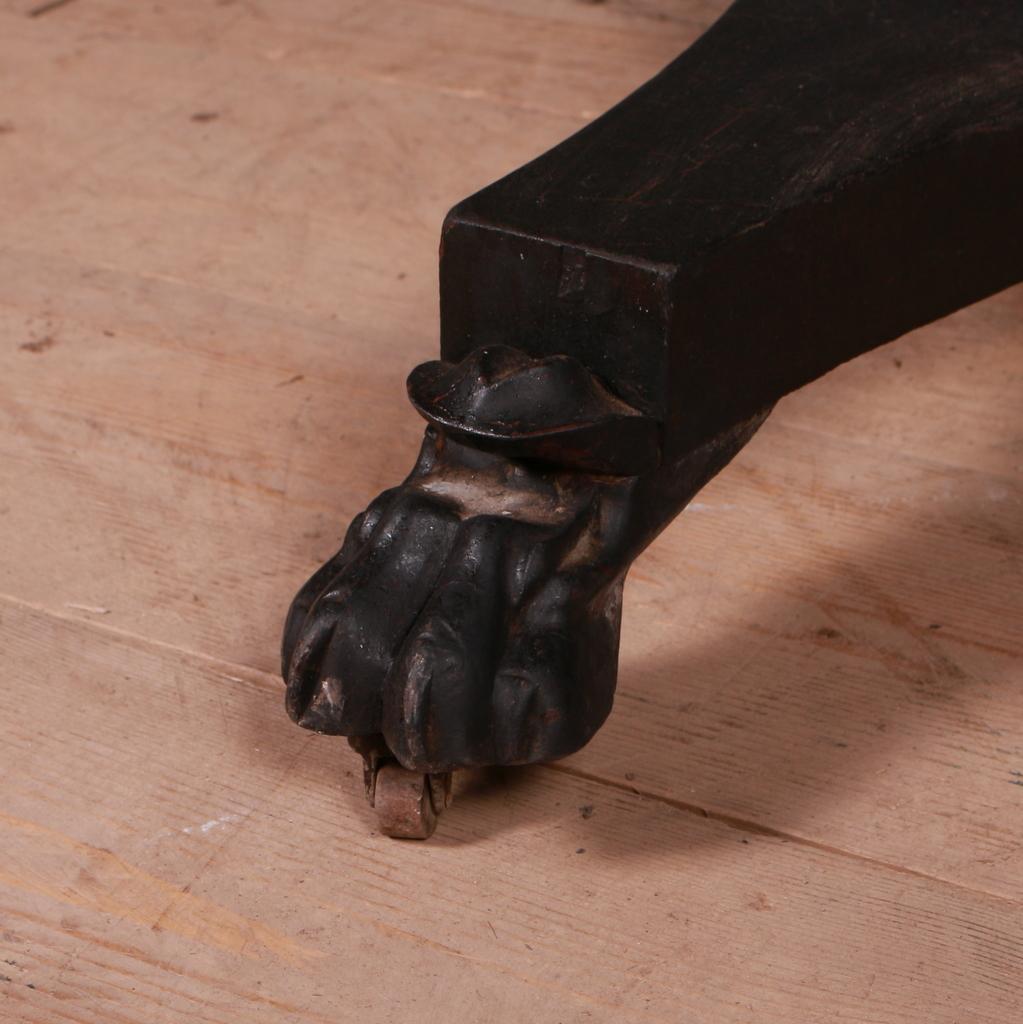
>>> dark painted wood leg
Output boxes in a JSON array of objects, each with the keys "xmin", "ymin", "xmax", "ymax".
[{"xmin": 281, "ymin": 0, "xmax": 1023, "ymax": 835}]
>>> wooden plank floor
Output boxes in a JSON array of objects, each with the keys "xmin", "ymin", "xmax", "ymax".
[{"xmin": 1, "ymin": 1, "xmax": 1021, "ymax": 1021}]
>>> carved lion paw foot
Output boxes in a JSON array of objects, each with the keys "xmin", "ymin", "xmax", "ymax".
[
  {"xmin": 282, "ymin": 427, "xmax": 629, "ymax": 772},
  {"xmin": 282, "ymin": 346, "xmax": 763, "ymax": 775}
]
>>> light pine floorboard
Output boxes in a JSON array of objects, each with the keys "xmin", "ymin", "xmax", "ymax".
[{"xmin": 1, "ymin": 1, "xmax": 1020, "ymax": 1021}]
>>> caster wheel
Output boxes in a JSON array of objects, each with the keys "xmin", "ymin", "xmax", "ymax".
[
  {"xmin": 373, "ymin": 764, "xmax": 452, "ymax": 839},
  {"xmin": 349, "ymin": 735, "xmax": 452, "ymax": 839}
]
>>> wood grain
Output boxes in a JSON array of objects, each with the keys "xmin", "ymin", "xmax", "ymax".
[
  {"xmin": 3, "ymin": 601, "xmax": 1023, "ymax": 1023},
  {"xmin": 0, "ymin": 0, "xmax": 1021, "ymax": 1019}
]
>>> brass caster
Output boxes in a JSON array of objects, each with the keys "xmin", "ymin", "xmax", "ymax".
[
  {"xmin": 373, "ymin": 764, "xmax": 443, "ymax": 839},
  {"xmin": 350, "ymin": 735, "xmax": 451, "ymax": 839}
]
